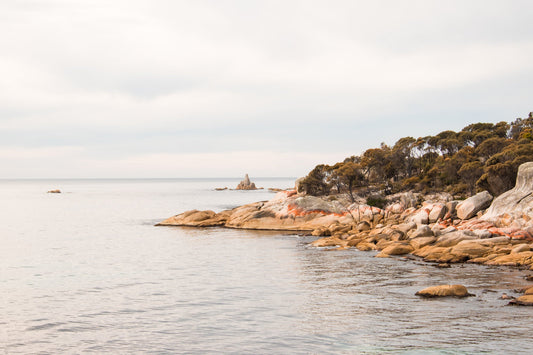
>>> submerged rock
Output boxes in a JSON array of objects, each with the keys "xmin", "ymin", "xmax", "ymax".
[
  {"xmin": 509, "ymin": 295, "xmax": 533, "ymax": 306},
  {"xmin": 415, "ymin": 285, "xmax": 474, "ymax": 298}
]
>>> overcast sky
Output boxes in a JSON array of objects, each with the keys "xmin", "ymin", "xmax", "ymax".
[{"xmin": 1, "ymin": 0, "xmax": 533, "ymax": 178}]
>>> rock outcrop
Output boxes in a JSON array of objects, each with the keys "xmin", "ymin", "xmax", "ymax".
[
  {"xmin": 157, "ymin": 191, "xmax": 355, "ymax": 231},
  {"xmin": 47, "ymin": 189, "xmax": 61, "ymax": 193},
  {"xmin": 482, "ymin": 162, "xmax": 533, "ymax": 227},
  {"xmin": 158, "ymin": 162, "xmax": 533, "ymax": 270},
  {"xmin": 236, "ymin": 174, "xmax": 257, "ymax": 190}
]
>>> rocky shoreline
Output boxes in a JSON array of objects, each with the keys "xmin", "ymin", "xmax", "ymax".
[{"xmin": 157, "ymin": 162, "xmax": 533, "ymax": 303}]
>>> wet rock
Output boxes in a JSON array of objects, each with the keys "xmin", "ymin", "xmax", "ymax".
[
  {"xmin": 346, "ymin": 238, "xmax": 363, "ymax": 247},
  {"xmin": 355, "ymin": 242, "xmax": 376, "ymax": 251},
  {"xmin": 157, "ymin": 209, "xmax": 225, "ymax": 226},
  {"xmin": 312, "ymin": 227, "xmax": 331, "ymax": 237},
  {"xmin": 450, "ymin": 240, "xmax": 492, "ymax": 258},
  {"xmin": 47, "ymin": 189, "xmax": 61, "ymax": 193},
  {"xmin": 416, "ymin": 285, "xmax": 474, "ymax": 298},
  {"xmin": 311, "ymin": 237, "xmax": 344, "ymax": 247},
  {"xmin": 509, "ymin": 295, "xmax": 533, "ymax": 306},
  {"xmin": 412, "ymin": 245, "xmax": 450, "ymax": 259},
  {"xmin": 524, "ymin": 286, "xmax": 533, "ymax": 295},
  {"xmin": 456, "ymin": 191, "xmax": 493, "ymax": 220},
  {"xmin": 375, "ymin": 239, "xmax": 396, "ymax": 250},
  {"xmin": 486, "ymin": 251, "xmax": 533, "ymax": 267},
  {"xmin": 377, "ymin": 243, "xmax": 413, "ymax": 257}
]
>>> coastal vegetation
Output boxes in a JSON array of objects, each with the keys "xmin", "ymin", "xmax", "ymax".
[{"xmin": 300, "ymin": 113, "xmax": 533, "ymax": 200}]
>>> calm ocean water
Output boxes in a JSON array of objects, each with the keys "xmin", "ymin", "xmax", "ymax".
[{"xmin": 1, "ymin": 178, "xmax": 533, "ymax": 354}]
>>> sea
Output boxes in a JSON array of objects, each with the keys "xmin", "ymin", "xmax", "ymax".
[{"xmin": 1, "ymin": 178, "xmax": 533, "ymax": 354}]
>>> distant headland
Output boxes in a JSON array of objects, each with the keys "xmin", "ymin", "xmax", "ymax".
[{"xmin": 158, "ymin": 112, "xmax": 533, "ymax": 304}]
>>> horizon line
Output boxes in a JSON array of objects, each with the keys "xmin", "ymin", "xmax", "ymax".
[{"xmin": 0, "ymin": 176, "xmax": 298, "ymax": 180}]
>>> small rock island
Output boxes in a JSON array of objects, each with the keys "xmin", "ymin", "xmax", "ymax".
[{"xmin": 235, "ymin": 174, "xmax": 258, "ymax": 190}]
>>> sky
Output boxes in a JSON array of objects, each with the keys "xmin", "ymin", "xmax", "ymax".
[{"xmin": 1, "ymin": 0, "xmax": 533, "ymax": 178}]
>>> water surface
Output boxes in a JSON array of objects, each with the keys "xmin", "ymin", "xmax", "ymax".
[{"xmin": 1, "ymin": 178, "xmax": 532, "ymax": 354}]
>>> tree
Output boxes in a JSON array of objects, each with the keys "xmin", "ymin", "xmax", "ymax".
[
  {"xmin": 336, "ymin": 161, "xmax": 365, "ymax": 202},
  {"xmin": 300, "ymin": 112, "xmax": 533, "ymax": 199},
  {"xmin": 458, "ymin": 161, "xmax": 483, "ymax": 195},
  {"xmin": 300, "ymin": 165, "xmax": 329, "ymax": 196}
]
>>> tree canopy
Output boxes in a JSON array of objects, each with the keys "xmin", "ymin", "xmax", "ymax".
[{"xmin": 300, "ymin": 113, "xmax": 533, "ymax": 198}]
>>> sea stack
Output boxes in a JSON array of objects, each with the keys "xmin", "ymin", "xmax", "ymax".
[{"xmin": 236, "ymin": 174, "xmax": 257, "ymax": 190}]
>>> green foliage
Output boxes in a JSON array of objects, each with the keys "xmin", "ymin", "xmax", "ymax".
[
  {"xmin": 366, "ymin": 194, "xmax": 387, "ymax": 209},
  {"xmin": 302, "ymin": 112, "xmax": 533, "ymax": 198},
  {"xmin": 300, "ymin": 165, "xmax": 329, "ymax": 196}
]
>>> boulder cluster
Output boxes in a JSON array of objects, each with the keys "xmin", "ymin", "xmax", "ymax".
[{"xmin": 310, "ymin": 164, "xmax": 533, "ymax": 269}]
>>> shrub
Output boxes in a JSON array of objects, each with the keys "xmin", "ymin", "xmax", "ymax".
[{"xmin": 366, "ymin": 194, "xmax": 387, "ymax": 209}]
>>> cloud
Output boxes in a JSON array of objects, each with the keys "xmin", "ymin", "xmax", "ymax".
[{"xmin": 1, "ymin": 0, "xmax": 533, "ymax": 177}]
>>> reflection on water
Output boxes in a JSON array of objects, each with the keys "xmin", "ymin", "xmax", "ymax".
[{"xmin": 1, "ymin": 178, "xmax": 533, "ymax": 354}]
